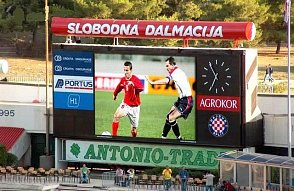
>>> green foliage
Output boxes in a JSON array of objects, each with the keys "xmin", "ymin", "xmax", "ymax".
[
  {"xmin": 0, "ymin": 144, "xmax": 18, "ymax": 166},
  {"xmin": 197, "ymin": 0, "xmax": 270, "ymax": 46},
  {"xmin": 49, "ymin": 5, "xmax": 79, "ymax": 18},
  {"xmin": 162, "ymin": 0, "xmax": 202, "ymax": 21},
  {"xmin": 273, "ymin": 82, "xmax": 288, "ymax": 93},
  {"xmin": 0, "ymin": 17, "xmax": 17, "ymax": 32},
  {"xmin": 0, "ymin": 0, "xmax": 292, "ymax": 49},
  {"xmin": 0, "ymin": 144, "xmax": 8, "ymax": 166},
  {"xmin": 260, "ymin": 0, "xmax": 293, "ymax": 45},
  {"xmin": 270, "ymin": 167, "xmax": 280, "ymax": 183},
  {"xmin": 6, "ymin": 153, "xmax": 18, "ymax": 166},
  {"xmin": 74, "ymin": 0, "xmax": 111, "ymax": 18},
  {"xmin": 258, "ymin": 82, "xmax": 287, "ymax": 93}
]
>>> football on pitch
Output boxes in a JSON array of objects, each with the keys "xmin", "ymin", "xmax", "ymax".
[{"xmin": 102, "ymin": 131, "xmax": 111, "ymax": 136}]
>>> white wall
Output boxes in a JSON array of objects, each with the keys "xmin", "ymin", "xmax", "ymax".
[
  {"xmin": 0, "ymin": 102, "xmax": 53, "ymax": 133},
  {"xmin": 0, "ymin": 82, "xmax": 52, "ymax": 103},
  {"xmin": 257, "ymin": 94, "xmax": 294, "ymax": 147},
  {"xmin": 10, "ymin": 132, "xmax": 30, "ymax": 160},
  {"xmin": 257, "ymin": 94, "xmax": 294, "ymax": 114},
  {"xmin": 245, "ymin": 48, "xmax": 260, "ymax": 122}
]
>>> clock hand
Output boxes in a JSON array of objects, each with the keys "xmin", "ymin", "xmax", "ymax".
[
  {"xmin": 209, "ymin": 76, "xmax": 217, "ymax": 91},
  {"xmin": 209, "ymin": 62, "xmax": 217, "ymax": 77},
  {"xmin": 209, "ymin": 73, "xmax": 219, "ymax": 91},
  {"xmin": 215, "ymin": 73, "xmax": 219, "ymax": 80}
]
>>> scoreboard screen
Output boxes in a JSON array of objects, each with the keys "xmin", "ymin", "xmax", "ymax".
[{"xmin": 52, "ymin": 44, "xmax": 262, "ymax": 147}]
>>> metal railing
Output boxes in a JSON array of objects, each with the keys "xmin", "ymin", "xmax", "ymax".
[
  {"xmin": 1, "ymin": 75, "xmax": 52, "ymax": 85},
  {"xmin": 101, "ymin": 172, "xmax": 207, "ymax": 191}
]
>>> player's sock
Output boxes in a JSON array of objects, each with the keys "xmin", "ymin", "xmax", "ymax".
[
  {"xmin": 112, "ymin": 122, "xmax": 119, "ymax": 136},
  {"xmin": 162, "ymin": 119, "xmax": 171, "ymax": 138},
  {"xmin": 131, "ymin": 127, "xmax": 137, "ymax": 137},
  {"xmin": 170, "ymin": 121, "xmax": 181, "ymax": 139}
]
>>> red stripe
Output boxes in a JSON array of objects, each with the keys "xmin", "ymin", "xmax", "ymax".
[{"xmin": 183, "ymin": 96, "xmax": 193, "ymax": 112}]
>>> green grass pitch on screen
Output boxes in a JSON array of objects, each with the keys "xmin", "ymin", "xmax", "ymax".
[{"xmin": 95, "ymin": 91, "xmax": 195, "ymax": 140}]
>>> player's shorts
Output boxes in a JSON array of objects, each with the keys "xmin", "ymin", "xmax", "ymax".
[
  {"xmin": 118, "ymin": 102, "xmax": 140, "ymax": 128},
  {"xmin": 174, "ymin": 96, "xmax": 193, "ymax": 119}
]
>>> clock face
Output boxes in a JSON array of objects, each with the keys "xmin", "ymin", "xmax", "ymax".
[{"xmin": 201, "ymin": 59, "xmax": 232, "ymax": 94}]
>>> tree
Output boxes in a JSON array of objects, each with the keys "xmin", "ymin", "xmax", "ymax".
[
  {"xmin": 1, "ymin": 0, "xmax": 291, "ymax": 52},
  {"xmin": 197, "ymin": 0, "xmax": 270, "ymax": 47},
  {"xmin": 0, "ymin": 144, "xmax": 17, "ymax": 166},
  {"xmin": 259, "ymin": 0, "xmax": 293, "ymax": 53},
  {"xmin": 74, "ymin": 0, "xmax": 168, "ymax": 45},
  {"xmin": 161, "ymin": 0, "xmax": 202, "ymax": 21}
]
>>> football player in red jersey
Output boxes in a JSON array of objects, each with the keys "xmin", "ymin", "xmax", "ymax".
[{"xmin": 112, "ymin": 61, "xmax": 144, "ymax": 137}]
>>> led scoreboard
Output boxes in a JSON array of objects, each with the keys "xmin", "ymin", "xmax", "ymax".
[{"xmin": 52, "ymin": 17, "xmax": 262, "ymax": 148}]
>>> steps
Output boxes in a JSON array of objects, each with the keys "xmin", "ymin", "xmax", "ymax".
[
  {"xmin": 0, "ymin": 37, "xmax": 17, "ymax": 57},
  {"xmin": 0, "ymin": 46, "xmax": 17, "ymax": 57}
]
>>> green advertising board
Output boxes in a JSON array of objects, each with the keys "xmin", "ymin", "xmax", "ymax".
[{"xmin": 66, "ymin": 140, "xmax": 232, "ymax": 170}]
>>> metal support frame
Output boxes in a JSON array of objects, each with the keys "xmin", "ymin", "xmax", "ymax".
[{"xmin": 45, "ymin": 0, "xmax": 50, "ymax": 156}]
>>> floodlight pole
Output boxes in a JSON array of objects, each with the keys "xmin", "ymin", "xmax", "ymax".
[
  {"xmin": 287, "ymin": 0, "xmax": 291, "ymax": 160},
  {"xmin": 45, "ymin": 0, "xmax": 50, "ymax": 156},
  {"xmin": 286, "ymin": 0, "xmax": 292, "ymax": 186}
]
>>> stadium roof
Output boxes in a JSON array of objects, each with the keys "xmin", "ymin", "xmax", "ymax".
[
  {"xmin": 217, "ymin": 150, "xmax": 294, "ymax": 169},
  {"xmin": 0, "ymin": 127, "xmax": 25, "ymax": 150}
]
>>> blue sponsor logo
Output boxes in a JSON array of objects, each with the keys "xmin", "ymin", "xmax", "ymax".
[
  {"xmin": 53, "ymin": 50, "xmax": 94, "ymax": 76},
  {"xmin": 67, "ymin": 94, "xmax": 80, "ymax": 108},
  {"xmin": 54, "ymin": 92, "xmax": 93, "ymax": 110},
  {"xmin": 55, "ymin": 65, "xmax": 62, "ymax": 72},
  {"xmin": 64, "ymin": 80, "xmax": 93, "ymax": 88},
  {"xmin": 54, "ymin": 55, "xmax": 62, "ymax": 62},
  {"xmin": 55, "ymin": 79, "xmax": 93, "ymax": 89}
]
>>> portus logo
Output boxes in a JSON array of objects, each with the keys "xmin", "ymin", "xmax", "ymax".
[{"xmin": 55, "ymin": 79, "xmax": 64, "ymax": 88}]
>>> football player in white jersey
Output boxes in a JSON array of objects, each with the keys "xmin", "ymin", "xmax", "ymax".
[{"xmin": 146, "ymin": 57, "xmax": 193, "ymax": 140}]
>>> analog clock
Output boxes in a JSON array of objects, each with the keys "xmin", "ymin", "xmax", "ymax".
[{"xmin": 201, "ymin": 59, "xmax": 232, "ymax": 94}]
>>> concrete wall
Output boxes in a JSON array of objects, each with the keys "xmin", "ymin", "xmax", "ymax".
[
  {"xmin": 0, "ymin": 82, "xmax": 52, "ymax": 103},
  {"xmin": 245, "ymin": 49, "xmax": 260, "ymax": 122},
  {"xmin": 0, "ymin": 102, "xmax": 53, "ymax": 133},
  {"xmin": 257, "ymin": 94, "xmax": 294, "ymax": 147},
  {"xmin": 10, "ymin": 132, "xmax": 30, "ymax": 161}
]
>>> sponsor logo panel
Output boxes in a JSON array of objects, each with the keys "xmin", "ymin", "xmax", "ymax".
[
  {"xmin": 54, "ymin": 92, "xmax": 93, "ymax": 110},
  {"xmin": 65, "ymin": 140, "xmax": 231, "ymax": 169},
  {"xmin": 54, "ymin": 75, "xmax": 93, "ymax": 93},
  {"xmin": 196, "ymin": 111, "xmax": 241, "ymax": 146},
  {"xmin": 197, "ymin": 95, "xmax": 240, "ymax": 112},
  {"xmin": 208, "ymin": 114, "xmax": 229, "ymax": 137},
  {"xmin": 53, "ymin": 50, "xmax": 93, "ymax": 76}
]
